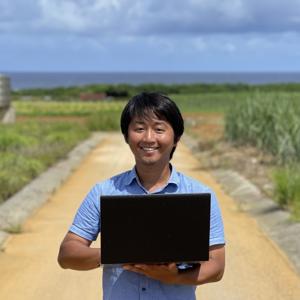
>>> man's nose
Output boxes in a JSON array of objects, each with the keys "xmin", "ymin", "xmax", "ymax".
[{"xmin": 143, "ymin": 129, "xmax": 155, "ymax": 142}]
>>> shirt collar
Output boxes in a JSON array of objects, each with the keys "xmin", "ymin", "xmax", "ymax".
[{"xmin": 124, "ymin": 164, "xmax": 180, "ymax": 188}]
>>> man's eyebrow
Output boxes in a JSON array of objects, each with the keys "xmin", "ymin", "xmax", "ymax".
[
  {"xmin": 133, "ymin": 120, "xmax": 167, "ymax": 126},
  {"xmin": 133, "ymin": 120, "xmax": 145, "ymax": 124}
]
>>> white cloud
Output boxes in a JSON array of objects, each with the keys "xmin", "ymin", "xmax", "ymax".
[
  {"xmin": 1, "ymin": 0, "xmax": 300, "ymax": 73},
  {"xmin": 37, "ymin": 0, "xmax": 124, "ymax": 31},
  {"xmin": 1, "ymin": 0, "xmax": 300, "ymax": 36}
]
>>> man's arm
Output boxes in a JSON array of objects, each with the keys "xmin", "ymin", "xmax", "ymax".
[
  {"xmin": 57, "ymin": 232, "xmax": 101, "ymax": 270},
  {"xmin": 123, "ymin": 244, "xmax": 225, "ymax": 285},
  {"xmin": 176, "ymin": 244, "xmax": 225, "ymax": 285}
]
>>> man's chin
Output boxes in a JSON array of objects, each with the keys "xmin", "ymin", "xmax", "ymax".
[{"xmin": 141, "ymin": 158, "xmax": 157, "ymax": 165}]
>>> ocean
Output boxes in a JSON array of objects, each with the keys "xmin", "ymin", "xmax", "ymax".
[{"xmin": 3, "ymin": 71, "xmax": 300, "ymax": 90}]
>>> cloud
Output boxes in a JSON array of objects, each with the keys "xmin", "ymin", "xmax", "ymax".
[
  {"xmin": 1, "ymin": 0, "xmax": 300, "ymax": 72},
  {"xmin": 1, "ymin": 0, "xmax": 300, "ymax": 36}
]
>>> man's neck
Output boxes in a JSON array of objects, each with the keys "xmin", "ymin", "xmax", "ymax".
[{"xmin": 135, "ymin": 163, "xmax": 171, "ymax": 193}]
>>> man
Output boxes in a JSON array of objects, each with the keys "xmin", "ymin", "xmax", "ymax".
[{"xmin": 58, "ymin": 92, "xmax": 225, "ymax": 299}]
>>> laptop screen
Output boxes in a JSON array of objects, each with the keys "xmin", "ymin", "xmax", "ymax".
[{"xmin": 100, "ymin": 193, "xmax": 211, "ymax": 264}]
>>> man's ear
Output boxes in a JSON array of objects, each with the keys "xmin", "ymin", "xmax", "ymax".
[{"xmin": 174, "ymin": 136, "xmax": 181, "ymax": 145}]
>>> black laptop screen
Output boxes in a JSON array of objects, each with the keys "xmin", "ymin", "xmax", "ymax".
[{"xmin": 100, "ymin": 193, "xmax": 211, "ymax": 264}]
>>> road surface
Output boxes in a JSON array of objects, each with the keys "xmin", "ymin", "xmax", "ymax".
[{"xmin": 0, "ymin": 132, "xmax": 299, "ymax": 299}]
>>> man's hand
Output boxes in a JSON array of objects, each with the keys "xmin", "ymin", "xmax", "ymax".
[
  {"xmin": 123, "ymin": 263, "xmax": 179, "ymax": 284},
  {"xmin": 123, "ymin": 245, "xmax": 225, "ymax": 286}
]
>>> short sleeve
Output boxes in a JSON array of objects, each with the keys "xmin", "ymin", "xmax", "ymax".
[
  {"xmin": 209, "ymin": 190, "xmax": 225, "ymax": 246},
  {"xmin": 69, "ymin": 184, "xmax": 101, "ymax": 241}
]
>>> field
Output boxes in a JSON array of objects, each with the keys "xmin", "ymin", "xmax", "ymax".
[{"xmin": 1, "ymin": 87, "xmax": 300, "ymax": 220}]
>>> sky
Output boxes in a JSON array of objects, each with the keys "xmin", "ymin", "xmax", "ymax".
[{"xmin": 1, "ymin": 0, "xmax": 300, "ymax": 72}]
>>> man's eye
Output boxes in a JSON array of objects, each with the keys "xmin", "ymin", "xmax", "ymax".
[
  {"xmin": 156, "ymin": 128, "xmax": 165, "ymax": 133},
  {"xmin": 135, "ymin": 127, "xmax": 144, "ymax": 132}
]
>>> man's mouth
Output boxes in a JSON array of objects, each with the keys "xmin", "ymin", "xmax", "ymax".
[{"xmin": 140, "ymin": 146, "xmax": 159, "ymax": 152}]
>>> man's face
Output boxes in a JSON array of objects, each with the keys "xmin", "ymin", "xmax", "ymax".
[{"xmin": 127, "ymin": 114, "xmax": 176, "ymax": 167}]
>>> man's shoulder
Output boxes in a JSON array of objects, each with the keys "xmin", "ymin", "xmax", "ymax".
[
  {"xmin": 176, "ymin": 170, "xmax": 212, "ymax": 193},
  {"xmin": 94, "ymin": 170, "xmax": 132, "ymax": 193}
]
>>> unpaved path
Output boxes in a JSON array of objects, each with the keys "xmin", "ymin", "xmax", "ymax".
[{"xmin": 0, "ymin": 133, "xmax": 299, "ymax": 300}]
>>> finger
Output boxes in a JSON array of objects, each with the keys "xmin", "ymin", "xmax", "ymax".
[{"xmin": 133, "ymin": 264, "xmax": 150, "ymax": 271}]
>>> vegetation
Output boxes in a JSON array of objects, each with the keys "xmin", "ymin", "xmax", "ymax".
[
  {"xmin": 4, "ymin": 83, "xmax": 300, "ymax": 220},
  {"xmin": 86, "ymin": 110, "xmax": 122, "ymax": 131},
  {"xmin": 172, "ymin": 92, "xmax": 243, "ymax": 113},
  {"xmin": 12, "ymin": 82, "xmax": 300, "ymax": 101},
  {"xmin": 225, "ymin": 92, "xmax": 300, "ymax": 163},
  {"xmin": 0, "ymin": 121, "xmax": 89, "ymax": 203},
  {"xmin": 225, "ymin": 91, "xmax": 300, "ymax": 219},
  {"xmin": 272, "ymin": 165, "xmax": 300, "ymax": 220},
  {"xmin": 13, "ymin": 100, "xmax": 125, "ymax": 116}
]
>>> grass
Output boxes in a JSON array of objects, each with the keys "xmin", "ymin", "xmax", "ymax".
[
  {"xmin": 86, "ymin": 110, "xmax": 122, "ymax": 131},
  {"xmin": 4, "ymin": 94, "xmax": 300, "ymax": 220},
  {"xmin": 225, "ymin": 91, "xmax": 300, "ymax": 220},
  {"xmin": 12, "ymin": 100, "xmax": 126, "ymax": 116},
  {"xmin": 0, "ymin": 100, "xmax": 127, "ymax": 204},
  {"xmin": 225, "ymin": 92, "xmax": 300, "ymax": 163},
  {"xmin": 0, "ymin": 121, "xmax": 89, "ymax": 204},
  {"xmin": 5, "ymin": 224, "xmax": 23, "ymax": 234},
  {"xmin": 171, "ymin": 92, "xmax": 244, "ymax": 113},
  {"xmin": 272, "ymin": 165, "xmax": 300, "ymax": 220}
]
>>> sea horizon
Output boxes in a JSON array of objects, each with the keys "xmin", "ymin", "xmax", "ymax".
[{"xmin": 2, "ymin": 71, "xmax": 300, "ymax": 90}]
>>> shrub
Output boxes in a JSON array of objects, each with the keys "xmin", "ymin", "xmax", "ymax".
[
  {"xmin": 225, "ymin": 92, "xmax": 300, "ymax": 164},
  {"xmin": 273, "ymin": 166, "xmax": 300, "ymax": 220},
  {"xmin": 86, "ymin": 111, "xmax": 121, "ymax": 131},
  {"xmin": 0, "ymin": 121, "xmax": 89, "ymax": 203}
]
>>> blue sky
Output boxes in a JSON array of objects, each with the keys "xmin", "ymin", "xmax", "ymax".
[{"xmin": 1, "ymin": 0, "xmax": 300, "ymax": 72}]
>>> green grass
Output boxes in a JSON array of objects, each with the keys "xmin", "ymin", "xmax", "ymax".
[
  {"xmin": 225, "ymin": 92, "xmax": 300, "ymax": 163},
  {"xmin": 0, "ymin": 100, "xmax": 126, "ymax": 204},
  {"xmin": 5, "ymin": 94, "xmax": 300, "ymax": 221},
  {"xmin": 273, "ymin": 165, "xmax": 300, "ymax": 220},
  {"xmin": 86, "ymin": 110, "xmax": 121, "ymax": 131},
  {"xmin": 13, "ymin": 100, "xmax": 126, "ymax": 116},
  {"xmin": 0, "ymin": 121, "xmax": 89, "ymax": 203},
  {"xmin": 225, "ymin": 91, "xmax": 300, "ymax": 220},
  {"xmin": 172, "ymin": 92, "xmax": 244, "ymax": 113}
]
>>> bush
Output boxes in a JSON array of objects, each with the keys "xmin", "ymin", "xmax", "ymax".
[
  {"xmin": 273, "ymin": 166, "xmax": 300, "ymax": 220},
  {"xmin": 225, "ymin": 92, "xmax": 300, "ymax": 164},
  {"xmin": 86, "ymin": 111, "xmax": 121, "ymax": 131},
  {"xmin": 0, "ymin": 121, "xmax": 89, "ymax": 203},
  {"xmin": 0, "ymin": 153, "xmax": 44, "ymax": 203}
]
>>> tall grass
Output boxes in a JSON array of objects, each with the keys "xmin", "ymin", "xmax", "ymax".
[
  {"xmin": 225, "ymin": 92, "xmax": 300, "ymax": 164},
  {"xmin": 272, "ymin": 165, "xmax": 300, "ymax": 220},
  {"xmin": 225, "ymin": 92, "xmax": 300, "ymax": 219}
]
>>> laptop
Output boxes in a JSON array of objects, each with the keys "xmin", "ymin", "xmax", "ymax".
[{"xmin": 100, "ymin": 193, "xmax": 211, "ymax": 265}]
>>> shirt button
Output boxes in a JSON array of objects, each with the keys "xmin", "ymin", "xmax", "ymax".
[{"xmin": 142, "ymin": 287, "xmax": 146, "ymax": 291}]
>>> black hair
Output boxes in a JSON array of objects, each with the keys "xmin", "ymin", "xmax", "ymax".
[{"xmin": 120, "ymin": 92, "xmax": 184, "ymax": 159}]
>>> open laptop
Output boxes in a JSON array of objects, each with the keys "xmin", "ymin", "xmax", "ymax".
[{"xmin": 100, "ymin": 193, "xmax": 211, "ymax": 265}]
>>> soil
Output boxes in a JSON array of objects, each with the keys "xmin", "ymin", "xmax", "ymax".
[
  {"xmin": 183, "ymin": 112, "xmax": 277, "ymax": 199},
  {"xmin": 1, "ymin": 133, "xmax": 300, "ymax": 300}
]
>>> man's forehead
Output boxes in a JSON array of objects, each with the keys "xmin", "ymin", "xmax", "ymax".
[{"xmin": 131, "ymin": 115, "xmax": 167, "ymax": 124}]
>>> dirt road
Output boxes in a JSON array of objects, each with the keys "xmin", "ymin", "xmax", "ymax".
[{"xmin": 0, "ymin": 133, "xmax": 300, "ymax": 300}]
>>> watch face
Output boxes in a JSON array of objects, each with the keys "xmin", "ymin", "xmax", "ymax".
[{"xmin": 176, "ymin": 263, "xmax": 200, "ymax": 271}]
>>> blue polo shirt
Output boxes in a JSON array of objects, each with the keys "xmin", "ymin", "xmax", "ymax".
[{"xmin": 70, "ymin": 165, "xmax": 225, "ymax": 300}]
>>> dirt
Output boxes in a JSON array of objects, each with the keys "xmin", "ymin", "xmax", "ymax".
[
  {"xmin": 184, "ymin": 112, "xmax": 277, "ymax": 200},
  {"xmin": 0, "ymin": 133, "xmax": 300, "ymax": 299}
]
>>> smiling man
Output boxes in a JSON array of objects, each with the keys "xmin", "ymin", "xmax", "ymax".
[{"xmin": 58, "ymin": 92, "xmax": 225, "ymax": 300}]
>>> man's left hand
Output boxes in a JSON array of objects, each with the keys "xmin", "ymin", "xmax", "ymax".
[{"xmin": 123, "ymin": 263, "xmax": 179, "ymax": 284}]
